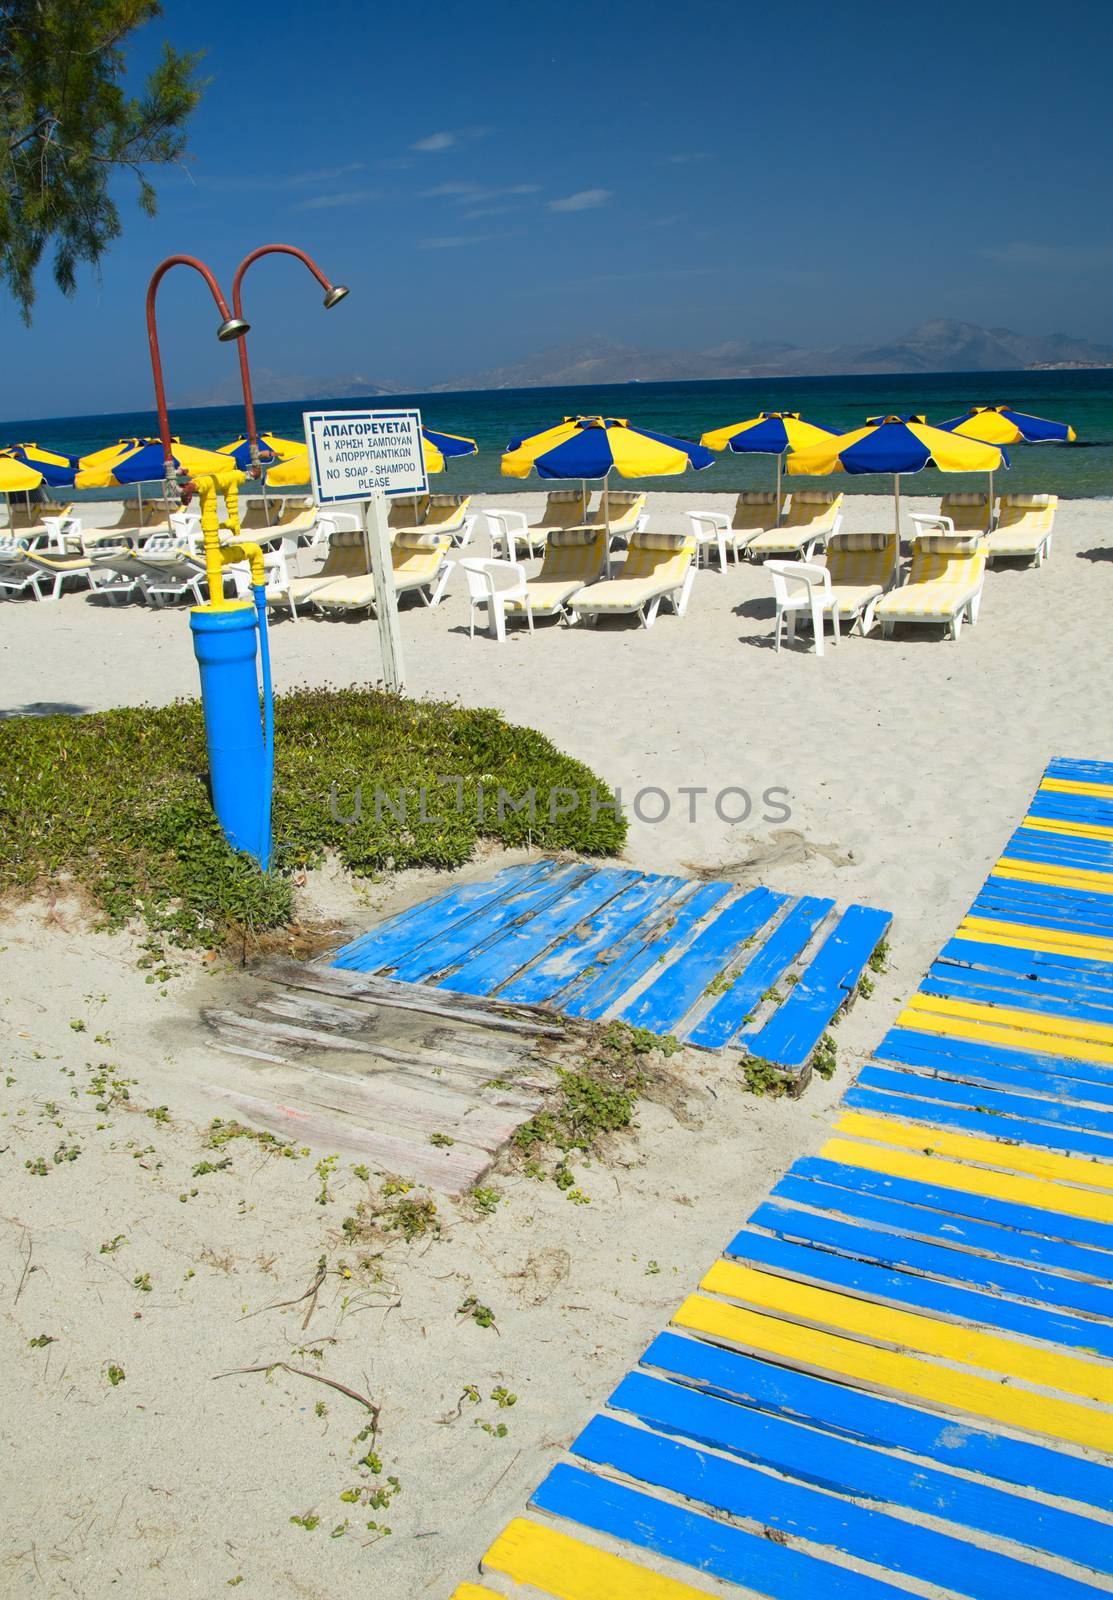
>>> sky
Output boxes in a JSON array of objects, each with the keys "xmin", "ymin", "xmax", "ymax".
[{"xmin": 4, "ymin": 0, "xmax": 1113, "ymax": 418}]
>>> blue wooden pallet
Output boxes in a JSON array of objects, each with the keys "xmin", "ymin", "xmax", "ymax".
[
  {"xmin": 333, "ymin": 861, "xmax": 891, "ymax": 1074},
  {"xmin": 459, "ymin": 759, "xmax": 1113, "ymax": 1600}
]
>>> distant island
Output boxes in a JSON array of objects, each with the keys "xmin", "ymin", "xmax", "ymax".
[{"xmin": 181, "ymin": 319, "xmax": 1113, "ymax": 406}]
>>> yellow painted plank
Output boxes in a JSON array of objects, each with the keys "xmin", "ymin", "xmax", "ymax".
[
  {"xmin": 898, "ymin": 1005, "xmax": 1113, "ymax": 1066},
  {"xmin": 955, "ymin": 923, "xmax": 1113, "ymax": 964},
  {"xmin": 450, "ymin": 1587, "xmax": 500, "ymax": 1599},
  {"xmin": 1040, "ymin": 777, "xmax": 1113, "ymax": 799},
  {"xmin": 997, "ymin": 858, "xmax": 1113, "ymax": 889},
  {"xmin": 907, "ymin": 989, "xmax": 1113, "ymax": 1048},
  {"xmin": 960, "ymin": 916, "xmax": 1113, "ymax": 953},
  {"xmin": 482, "ymin": 1517, "xmax": 720, "ymax": 1600},
  {"xmin": 823, "ymin": 1134, "xmax": 1113, "ymax": 1225},
  {"xmin": 1022, "ymin": 817, "xmax": 1113, "ymax": 842},
  {"xmin": 836, "ymin": 1108, "xmax": 1113, "ymax": 1188},
  {"xmin": 675, "ymin": 1294, "xmax": 1113, "ymax": 1454},
  {"xmin": 701, "ymin": 1257, "xmax": 1113, "ymax": 1404}
]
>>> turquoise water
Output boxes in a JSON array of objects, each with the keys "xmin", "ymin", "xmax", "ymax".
[{"xmin": 3, "ymin": 368, "xmax": 1111, "ymax": 499}]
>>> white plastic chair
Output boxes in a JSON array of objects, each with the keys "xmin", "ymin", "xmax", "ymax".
[
  {"xmin": 227, "ymin": 544, "xmax": 299, "ymax": 621},
  {"xmin": 486, "ymin": 509, "xmax": 542, "ymax": 562},
  {"xmin": 908, "ymin": 512, "xmax": 955, "ymax": 541},
  {"xmin": 686, "ymin": 511, "xmax": 732, "ymax": 571},
  {"xmin": 767, "ymin": 561, "xmax": 835, "ymax": 656},
  {"xmin": 452, "ymin": 514, "xmax": 477, "ymax": 548},
  {"xmin": 457, "ymin": 556, "xmax": 534, "ymax": 641}
]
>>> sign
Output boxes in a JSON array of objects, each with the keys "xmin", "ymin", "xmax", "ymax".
[{"xmin": 302, "ymin": 407, "xmax": 428, "ymax": 505}]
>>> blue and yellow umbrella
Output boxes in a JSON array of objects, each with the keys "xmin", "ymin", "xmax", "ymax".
[
  {"xmin": 1, "ymin": 442, "xmax": 79, "ymax": 488},
  {"xmin": 788, "ymin": 414, "xmax": 1007, "ymax": 541},
  {"xmin": 700, "ymin": 411, "xmax": 836, "ymax": 515},
  {"xmin": 939, "ymin": 404, "xmax": 1076, "ymax": 446},
  {"xmin": 77, "ymin": 437, "xmax": 231, "ymax": 523},
  {"xmin": 218, "ymin": 433, "xmax": 306, "ymax": 472},
  {"xmin": 503, "ymin": 414, "xmax": 713, "ymax": 481}
]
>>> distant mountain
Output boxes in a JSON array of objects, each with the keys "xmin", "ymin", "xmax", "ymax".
[
  {"xmin": 425, "ymin": 320, "xmax": 1113, "ymax": 390},
  {"xmin": 180, "ymin": 367, "xmax": 396, "ymax": 408}
]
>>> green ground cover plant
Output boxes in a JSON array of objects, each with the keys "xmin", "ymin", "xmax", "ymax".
[{"xmin": 0, "ymin": 685, "xmax": 625, "ymax": 950}]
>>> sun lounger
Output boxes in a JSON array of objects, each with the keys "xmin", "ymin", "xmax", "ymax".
[
  {"xmin": 277, "ymin": 529, "xmax": 371, "ymax": 605},
  {"xmin": 876, "ymin": 533, "xmax": 988, "ymax": 640},
  {"xmin": 986, "ymin": 493, "xmax": 1057, "ymax": 566},
  {"xmin": 570, "ymin": 530, "xmax": 697, "ymax": 629},
  {"xmin": 939, "ymin": 491, "xmax": 992, "ymax": 534},
  {"xmin": 89, "ymin": 551, "xmax": 154, "ymax": 602},
  {"xmin": 2, "ymin": 500, "xmax": 74, "ymax": 532},
  {"xmin": 388, "ymin": 495, "xmax": 474, "ymax": 543},
  {"xmin": 725, "ymin": 491, "xmax": 781, "ymax": 559},
  {"xmin": 823, "ymin": 531, "xmax": 899, "ymax": 635},
  {"xmin": 0, "ymin": 550, "xmax": 95, "ymax": 601},
  {"xmin": 522, "ymin": 488, "xmax": 592, "ymax": 547},
  {"xmin": 747, "ymin": 491, "xmax": 843, "ymax": 561},
  {"xmin": 571, "ymin": 491, "xmax": 647, "ymax": 543},
  {"xmin": 226, "ymin": 546, "xmax": 299, "ymax": 620},
  {"xmin": 389, "ymin": 495, "xmax": 429, "ymax": 530},
  {"xmin": 308, "ymin": 531, "xmax": 453, "ymax": 613},
  {"xmin": 136, "ymin": 552, "xmax": 209, "ymax": 606},
  {"xmin": 501, "ymin": 528, "xmax": 608, "ymax": 626}
]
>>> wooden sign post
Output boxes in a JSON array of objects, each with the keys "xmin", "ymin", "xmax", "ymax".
[{"xmin": 361, "ymin": 489, "xmax": 404, "ymax": 692}]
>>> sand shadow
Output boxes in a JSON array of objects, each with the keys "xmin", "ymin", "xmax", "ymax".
[{"xmin": 1076, "ymin": 547, "xmax": 1113, "ymax": 564}]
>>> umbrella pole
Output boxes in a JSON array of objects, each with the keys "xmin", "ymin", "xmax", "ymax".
[
  {"xmin": 988, "ymin": 469, "xmax": 994, "ymax": 530},
  {"xmin": 775, "ymin": 452, "xmax": 783, "ymax": 520},
  {"xmin": 893, "ymin": 473, "xmax": 901, "ymax": 549},
  {"xmin": 603, "ymin": 473, "xmax": 612, "ymax": 578}
]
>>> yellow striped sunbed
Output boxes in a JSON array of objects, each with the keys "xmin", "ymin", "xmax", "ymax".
[
  {"xmin": 524, "ymin": 487, "xmax": 592, "ymax": 547},
  {"xmin": 748, "ymin": 490, "xmax": 843, "ymax": 560},
  {"xmin": 310, "ymin": 530, "xmax": 452, "ymax": 613},
  {"xmin": 570, "ymin": 530, "xmax": 697, "ymax": 629},
  {"xmin": 503, "ymin": 527, "xmax": 607, "ymax": 624},
  {"xmin": 876, "ymin": 533, "xmax": 987, "ymax": 640},
  {"xmin": 823, "ymin": 531, "xmax": 899, "ymax": 635},
  {"xmin": 986, "ymin": 493, "xmax": 1057, "ymax": 567},
  {"xmin": 939, "ymin": 490, "xmax": 993, "ymax": 533}
]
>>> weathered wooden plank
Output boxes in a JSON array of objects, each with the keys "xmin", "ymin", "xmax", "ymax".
[
  {"xmin": 203, "ymin": 1008, "xmax": 369, "ymax": 1054},
  {"xmin": 687, "ymin": 896, "xmax": 834, "ymax": 1050},
  {"xmin": 643, "ymin": 1330, "xmax": 1113, "ymax": 1512},
  {"xmin": 258, "ymin": 959, "xmax": 564, "ymax": 1035},
  {"xmin": 858, "ymin": 1062, "xmax": 1113, "ymax": 1135},
  {"xmin": 879, "ymin": 1023, "xmax": 1113, "ymax": 1091},
  {"xmin": 283, "ymin": 1066, "xmax": 532, "ymax": 1153},
  {"xmin": 574, "ymin": 1413, "xmax": 1104, "ymax": 1600},
  {"xmin": 530, "ymin": 1464, "xmax": 910, "ymax": 1600},
  {"xmin": 619, "ymin": 888, "xmax": 788, "ymax": 1035},
  {"xmin": 847, "ymin": 1083, "xmax": 1113, "ymax": 1163},
  {"xmin": 209, "ymin": 1088, "xmax": 491, "ymax": 1192},
  {"xmin": 926, "ymin": 964, "xmax": 1113, "ymax": 1022}
]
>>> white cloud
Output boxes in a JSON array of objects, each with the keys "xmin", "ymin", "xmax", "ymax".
[
  {"xmin": 287, "ymin": 161, "xmax": 367, "ymax": 186},
  {"xmin": 294, "ymin": 188, "xmax": 379, "ymax": 211},
  {"xmin": 412, "ymin": 131, "xmax": 456, "ymax": 152},
  {"xmin": 667, "ymin": 151, "xmax": 710, "ymax": 165},
  {"xmin": 419, "ymin": 234, "xmax": 490, "ymax": 249},
  {"xmin": 548, "ymin": 188, "xmax": 612, "ymax": 213}
]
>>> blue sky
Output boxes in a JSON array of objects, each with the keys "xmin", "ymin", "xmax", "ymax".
[{"xmin": 4, "ymin": 0, "xmax": 1113, "ymax": 417}]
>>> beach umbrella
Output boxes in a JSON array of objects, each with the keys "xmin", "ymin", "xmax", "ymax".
[
  {"xmin": 218, "ymin": 432, "xmax": 306, "ymax": 471},
  {"xmin": 700, "ymin": 412, "xmax": 837, "ymax": 516},
  {"xmin": 265, "ymin": 425, "xmax": 478, "ymax": 512},
  {"xmin": 938, "ymin": 405, "xmax": 1075, "ymax": 508},
  {"xmin": 787, "ymin": 414, "xmax": 1007, "ymax": 545},
  {"xmin": 1, "ymin": 442, "xmax": 79, "ymax": 488},
  {"xmin": 0, "ymin": 455, "xmax": 47, "ymax": 525},
  {"xmin": 502, "ymin": 414, "xmax": 713, "ymax": 539},
  {"xmin": 77, "ymin": 437, "xmax": 231, "ymax": 523}
]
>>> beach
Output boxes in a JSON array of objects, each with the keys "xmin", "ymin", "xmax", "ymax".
[{"xmin": 2, "ymin": 489, "xmax": 1112, "ymax": 1596}]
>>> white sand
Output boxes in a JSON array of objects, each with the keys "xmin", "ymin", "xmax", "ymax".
[{"xmin": 1, "ymin": 492, "xmax": 1111, "ymax": 1595}]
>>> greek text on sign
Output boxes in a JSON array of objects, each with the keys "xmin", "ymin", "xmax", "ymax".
[{"xmin": 303, "ymin": 408, "xmax": 428, "ymax": 503}]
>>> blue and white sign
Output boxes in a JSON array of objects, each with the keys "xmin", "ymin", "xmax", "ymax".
[{"xmin": 303, "ymin": 407, "xmax": 428, "ymax": 504}]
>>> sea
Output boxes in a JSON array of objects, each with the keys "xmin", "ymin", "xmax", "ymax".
[{"xmin": 3, "ymin": 368, "xmax": 1112, "ymax": 500}]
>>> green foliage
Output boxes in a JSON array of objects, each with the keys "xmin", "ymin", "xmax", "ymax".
[
  {"xmin": 0, "ymin": 0, "xmax": 204, "ymax": 320},
  {"xmin": 457, "ymin": 1296, "xmax": 496, "ymax": 1329},
  {"xmin": 469, "ymin": 1185, "xmax": 500, "ymax": 1214},
  {"xmin": 0, "ymin": 687, "xmax": 624, "ymax": 951},
  {"xmin": 868, "ymin": 937, "xmax": 890, "ymax": 974},
  {"xmin": 28, "ymin": 1332, "xmax": 55, "ymax": 1347},
  {"xmin": 813, "ymin": 1032, "xmax": 838, "ymax": 1079},
  {"xmin": 106, "ymin": 1363, "xmax": 125, "ymax": 1386},
  {"xmin": 741, "ymin": 1056, "xmax": 795, "ymax": 1098}
]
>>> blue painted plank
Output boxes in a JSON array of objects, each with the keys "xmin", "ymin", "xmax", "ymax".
[
  {"xmin": 610, "ymin": 1371, "xmax": 1113, "ymax": 1578},
  {"xmin": 1045, "ymin": 757, "xmax": 1113, "ymax": 781},
  {"xmin": 882, "ymin": 1024, "xmax": 1113, "ymax": 1088},
  {"xmin": 752, "ymin": 1193, "xmax": 1113, "ymax": 1322},
  {"xmin": 561, "ymin": 880, "xmax": 734, "ymax": 1021},
  {"xmin": 941, "ymin": 936, "xmax": 1113, "ymax": 987},
  {"xmin": 743, "ymin": 905, "xmax": 891, "ymax": 1068},
  {"xmin": 1006, "ymin": 832, "xmax": 1113, "ymax": 865},
  {"xmin": 1028, "ymin": 802, "xmax": 1113, "ymax": 829},
  {"xmin": 572, "ymin": 1415, "xmax": 1101, "ymax": 1600},
  {"xmin": 859, "ymin": 1063, "xmax": 1113, "ymax": 1137},
  {"xmin": 845, "ymin": 1083, "xmax": 1113, "ymax": 1165},
  {"xmin": 530, "ymin": 1463, "xmax": 911, "ymax": 1600},
  {"xmin": 493, "ymin": 871, "xmax": 686, "ymax": 1005},
  {"xmin": 923, "ymin": 967, "xmax": 1113, "ymax": 1026},
  {"xmin": 618, "ymin": 887, "xmax": 788, "ymax": 1036},
  {"xmin": 928, "ymin": 960, "xmax": 1113, "ymax": 1019},
  {"xmin": 331, "ymin": 861, "xmax": 547, "ymax": 971},
  {"xmin": 789, "ymin": 1153, "xmax": 1113, "ymax": 1254},
  {"xmin": 972, "ymin": 890, "xmax": 1113, "ymax": 932},
  {"xmin": 643, "ymin": 1330, "xmax": 1113, "ymax": 1513},
  {"xmin": 984, "ymin": 870, "xmax": 1113, "ymax": 908},
  {"xmin": 442, "ymin": 867, "xmax": 642, "ymax": 995},
  {"xmin": 772, "ymin": 1166, "xmax": 1113, "ymax": 1283},
  {"xmin": 386, "ymin": 862, "xmax": 593, "ymax": 983},
  {"xmin": 723, "ymin": 1226, "xmax": 1113, "ymax": 1359},
  {"xmin": 876, "ymin": 1028, "xmax": 1113, "ymax": 1102},
  {"xmin": 687, "ymin": 896, "xmax": 834, "ymax": 1050}
]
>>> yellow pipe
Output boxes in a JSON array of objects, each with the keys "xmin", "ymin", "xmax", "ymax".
[{"xmin": 190, "ymin": 469, "xmax": 265, "ymax": 608}]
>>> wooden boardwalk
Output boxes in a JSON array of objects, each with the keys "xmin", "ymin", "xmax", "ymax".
[
  {"xmin": 453, "ymin": 758, "xmax": 1113, "ymax": 1600},
  {"xmin": 333, "ymin": 859, "xmax": 891, "ymax": 1083}
]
